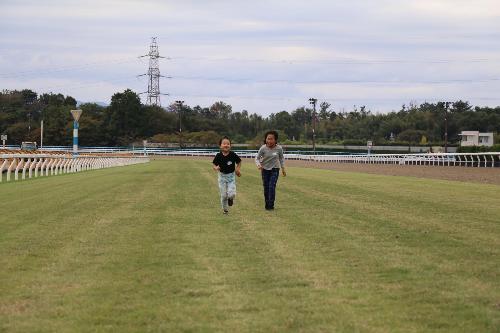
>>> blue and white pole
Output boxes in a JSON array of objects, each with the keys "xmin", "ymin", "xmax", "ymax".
[
  {"xmin": 73, "ymin": 120, "xmax": 79, "ymax": 154},
  {"xmin": 70, "ymin": 110, "xmax": 83, "ymax": 157}
]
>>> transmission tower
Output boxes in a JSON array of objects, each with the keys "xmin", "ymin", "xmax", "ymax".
[{"xmin": 139, "ymin": 37, "xmax": 169, "ymax": 106}]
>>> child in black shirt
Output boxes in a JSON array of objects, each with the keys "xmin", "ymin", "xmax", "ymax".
[{"xmin": 212, "ymin": 136, "xmax": 241, "ymax": 214}]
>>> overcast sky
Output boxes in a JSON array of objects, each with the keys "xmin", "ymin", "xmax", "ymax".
[{"xmin": 1, "ymin": 0, "xmax": 499, "ymax": 116}]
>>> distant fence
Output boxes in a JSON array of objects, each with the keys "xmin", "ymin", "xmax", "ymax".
[
  {"xmin": 0, "ymin": 145, "xmax": 454, "ymax": 154},
  {"xmin": 0, "ymin": 151, "xmax": 149, "ymax": 182},
  {"xmin": 292, "ymin": 152, "xmax": 500, "ymax": 168},
  {"xmin": 5, "ymin": 144, "xmax": 456, "ymax": 153},
  {"xmin": 154, "ymin": 150, "xmax": 500, "ymax": 168},
  {"xmin": 2, "ymin": 147, "xmax": 498, "ymax": 171}
]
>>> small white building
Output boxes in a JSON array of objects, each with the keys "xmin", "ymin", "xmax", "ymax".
[{"xmin": 460, "ymin": 131, "xmax": 494, "ymax": 147}]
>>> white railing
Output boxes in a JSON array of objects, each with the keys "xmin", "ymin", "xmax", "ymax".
[
  {"xmin": 0, "ymin": 152, "xmax": 149, "ymax": 183},
  {"xmin": 290, "ymin": 152, "xmax": 500, "ymax": 168},
  {"xmin": 155, "ymin": 150, "xmax": 500, "ymax": 168}
]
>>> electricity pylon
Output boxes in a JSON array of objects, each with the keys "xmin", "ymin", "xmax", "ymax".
[{"xmin": 139, "ymin": 37, "xmax": 169, "ymax": 106}]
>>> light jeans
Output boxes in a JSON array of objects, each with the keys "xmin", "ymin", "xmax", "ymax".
[{"xmin": 218, "ymin": 172, "xmax": 236, "ymax": 210}]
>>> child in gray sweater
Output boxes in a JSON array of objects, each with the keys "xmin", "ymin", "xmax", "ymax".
[{"xmin": 255, "ymin": 130, "xmax": 286, "ymax": 210}]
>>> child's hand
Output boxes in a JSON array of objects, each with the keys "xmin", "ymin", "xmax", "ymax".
[
  {"xmin": 213, "ymin": 165, "xmax": 220, "ymax": 171},
  {"xmin": 236, "ymin": 170, "xmax": 241, "ymax": 177},
  {"xmin": 257, "ymin": 165, "xmax": 263, "ymax": 171},
  {"xmin": 282, "ymin": 169, "xmax": 287, "ymax": 177}
]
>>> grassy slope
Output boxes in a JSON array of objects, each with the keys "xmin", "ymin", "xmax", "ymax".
[{"xmin": 0, "ymin": 159, "xmax": 499, "ymax": 332}]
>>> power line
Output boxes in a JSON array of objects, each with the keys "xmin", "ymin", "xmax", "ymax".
[
  {"xmin": 167, "ymin": 55, "xmax": 500, "ymax": 65},
  {"xmin": 168, "ymin": 75, "xmax": 500, "ymax": 85},
  {"xmin": 2, "ymin": 55, "xmax": 499, "ymax": 79},
  {"xmin": 3, "ymin": 46, "xmax": 499, "ymax": 107},
  {"xmin": 0, "ymin": 57, "xmax": 139, "ymax": 79},
  {"xmin": 7, "ymin": 75, "xmax": 142, "ymax": 91},
  {"xmin": 168, "ymin": 93, "xmax": 500, "ymax": 102},
  {"xmin": 7, "ymin": 72, "xmax": 499, "ymax": 95}
]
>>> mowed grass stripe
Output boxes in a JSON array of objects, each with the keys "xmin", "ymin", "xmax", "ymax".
[
  {"xmin": 273, "ymin": 170, "xmax": 499, "ymax": 331},
  {"xmin": 0, "ymin": 159, "xmax": 499, "ymax": 332},
  {"xmin": 233, "ymin": 166, "xmax": 499, "ymax": 331}
]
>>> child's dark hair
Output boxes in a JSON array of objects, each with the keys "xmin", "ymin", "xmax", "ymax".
[
  {"xmin": 263, "ymin": 130, "xmax": 278, "ymax": 144},
  {"xmin": 219, "ymin": 136, "xmax": 231, "ymax": 145}
]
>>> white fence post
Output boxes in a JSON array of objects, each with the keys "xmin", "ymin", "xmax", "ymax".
[
  {"xmin": 0, "ymin": 159, "xmax": 7, "ymax": 182},
  {"xmin": 1, "ymin": 152, "xmax": 150, "ymax": 183}
]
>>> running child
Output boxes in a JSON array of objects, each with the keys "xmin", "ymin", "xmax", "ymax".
[
  {"xmin": 212, "ymin": 136, "xmax": 242, "ymax": 214},
  {"xmin": 255, "ymin": 130, "xmax": 286, "ymax": 210}
]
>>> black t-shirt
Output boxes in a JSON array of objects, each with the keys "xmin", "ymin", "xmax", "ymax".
[{"xmin": 212, "ymin": 151, "xmax": 241, "ymax": 174}]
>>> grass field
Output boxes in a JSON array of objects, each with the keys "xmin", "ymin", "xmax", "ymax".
[{"xmin": 1, "ymin": 159, "xmax": 499, "ymax": 332}]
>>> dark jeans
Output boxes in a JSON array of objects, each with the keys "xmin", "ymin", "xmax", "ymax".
[{"xmin": 261, "ymin": 168, "xmax": 280, "ymax": 209}]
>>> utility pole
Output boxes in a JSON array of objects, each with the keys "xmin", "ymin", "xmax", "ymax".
[
  {"xmin": 40, "ymin": 120, "xmax": 43, "ymax": 149},
  {"xmin": 444, "ymin": 101, "xmax": 451, "ymax": 153},
  {"xmin": 25, "ymin": 95, "xmax": 36, "ymax": 140},
  {"xmin": 175, "ymin": 100, "xmax": 184, "ymax": 148},
  {"xmin": 27, "ymin": 112, "xmax": 32, "ymax": 137},
  {"xmin": 139, "ymin": 37, "xmax": 169, "ymax": 106},
  {"xmin": 309, "ymin": 98, "xmax": 317, "ymax": 154}
]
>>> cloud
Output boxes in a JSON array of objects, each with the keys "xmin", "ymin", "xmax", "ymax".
[
  {"xmin": 1, "ymin": 0, "xmax": 499, "ymax": 115},
  {"xmin": 408, "ymin": 0, "xmax": 500, "ymax": 20}
]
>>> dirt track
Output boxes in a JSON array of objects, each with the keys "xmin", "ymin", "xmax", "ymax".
[
  {"xmin": 285, "ymin": 160, "xmax": 500, "ymax": 185},
  {"xmin": 153, "ymin": 156, "xmax": 500, "ymax": 186}
]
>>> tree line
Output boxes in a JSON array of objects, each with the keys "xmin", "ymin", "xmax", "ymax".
[{"xmin": 1, "ymin": 89, "xmax": 499, "ymax": 148}]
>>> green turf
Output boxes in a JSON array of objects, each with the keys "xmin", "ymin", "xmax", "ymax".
[{"xmin": 1, "ymin": 159, "xmax": 499, "ymax": 332}]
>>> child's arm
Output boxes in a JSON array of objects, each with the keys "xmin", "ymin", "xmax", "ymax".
[
  {"xmin": 279, "ymin": 147, "xmax": 286, "ymax": 176},
  {"xmin": 212, "ymin": 153, "xmax": 220, "ymax": 171},
  {"xmin": 235, "ymin": 161, "xmax": 241, "ymax": 177},
  {"xmin": 255, "ymin": 146, "xmax": 263, "ymax": 170}
]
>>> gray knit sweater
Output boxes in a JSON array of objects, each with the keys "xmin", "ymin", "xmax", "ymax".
[{"xmin": 255, "ymin": 144, "xmax": 285, "ymax": 170}]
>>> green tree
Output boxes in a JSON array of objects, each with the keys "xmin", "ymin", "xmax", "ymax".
[
  {"xmin": 105, "ymin": 89, "xmax": 143, "ymax": 145},
  {"xmin": 41, "ymin": 105, "xmax": 73, "ymax": 146}
]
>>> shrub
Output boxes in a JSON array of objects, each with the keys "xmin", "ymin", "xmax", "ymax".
[{"xmin": 457, "ymin": 144, "xmax": 500, "ymax": 153}]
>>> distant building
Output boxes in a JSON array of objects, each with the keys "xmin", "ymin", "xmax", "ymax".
[{"xmin": 459, "ymin": 131, "xmax": 494, "ymax": 147}]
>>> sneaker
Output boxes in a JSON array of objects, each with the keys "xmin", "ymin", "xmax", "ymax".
[
  {"xmin": 223, "ymin": 209, "xmax": 229, "ymax": 214},
  {"xmin": 228, "ymin": 197, "xmax": 234, "ymax": 206}
]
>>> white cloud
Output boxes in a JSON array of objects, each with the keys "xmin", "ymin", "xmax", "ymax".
[
  {"xmin": 408, "ymin": 0, "xmax": 500, "ymax": 20},
  {"xmin": 1, "ymin": 0, "xmax": 499, "ymax": 115}
]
